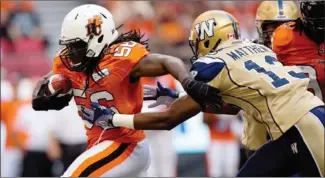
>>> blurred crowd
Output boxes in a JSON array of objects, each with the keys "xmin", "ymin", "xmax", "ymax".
[
  {"xmin": 1, "ymin": 1, "xmax": 50, "ymax": 84},
  {"xmin": 95, "ymin": 1, "xmax": 259, "ymax": 60},
  {"xmin": 1, "ymin": 1, "xmax": 261, "ymax": 83},
  {"xmin": 1, "ymin": 1, "xmax": 262, "ymax": 177}
]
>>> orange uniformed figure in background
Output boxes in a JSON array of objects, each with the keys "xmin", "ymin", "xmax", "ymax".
[
  {"xmin": 204, "ymin": 113, "xmax": 241, "ymax": 177},
  {"xmin": 272, "ymin": 15, "xmax": 325, "ymax": 102},
  {"xmin": 1, "ymin": 82, "xmax": 28, "ymax": 177}
]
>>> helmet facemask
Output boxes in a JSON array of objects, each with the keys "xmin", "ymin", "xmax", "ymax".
[
  {"xmin": 59, "ymin": 39, "xmax": 91, "ymax": 72},
  {"xmin": 257, "ymin": 20, "xmax": 289, "ymax": 48},
  {"xmin": 59, "ymin": 38, "xmax": 105, "ymax": 73},
  {"xmin": 189, "ymin": 30, "xmax": 200, "ymax": 64}
]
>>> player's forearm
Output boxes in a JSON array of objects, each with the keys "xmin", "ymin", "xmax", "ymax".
[
  {"xmin": 113, "ymin": 95, "xmax": 201, "ymax": 130},
  {"xmin": 113, "ymin": 112, "xmax": 172, "ymax": 130},
  {"xmin": 158, "ymin": 54, "xmax": 190, "ymax": 82},
  {"xmin": 132, "ymin": 54, "xmax": 190, "ymax": 83}
]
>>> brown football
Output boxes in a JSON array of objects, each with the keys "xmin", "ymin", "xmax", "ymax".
[{"xmin": 46, "ymin": 74, "xmax": 72, "ymax": 97}]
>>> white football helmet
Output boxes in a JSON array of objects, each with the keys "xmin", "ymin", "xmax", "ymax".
[{"xmin": 59, "ymin": 4, "xmax": 118, "ymax": 71}]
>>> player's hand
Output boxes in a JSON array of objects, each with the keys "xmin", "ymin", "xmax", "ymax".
[
  {"xmin": 81, "ymin": 102, "xmax": 116, "ymax": 129},
  {"xmin": 181, "ymin": 77, "xmax": 224, "ymax": 113},
  {"xmin": 32, "ymin": 80, "xmax": 72, "ymax": 111},
  {"xmin": 143, "ymin": 81, "xmax": 179, "ymax": 108}
]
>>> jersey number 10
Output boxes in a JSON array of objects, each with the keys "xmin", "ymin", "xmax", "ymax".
[{"xmin": 244, "ymin": 56, "xmax": 308, "ymax": 88}]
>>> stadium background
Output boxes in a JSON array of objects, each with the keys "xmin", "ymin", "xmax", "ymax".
[{"xmin": 0, "ymin": 1, "xmax": 299, "ymax": 177}]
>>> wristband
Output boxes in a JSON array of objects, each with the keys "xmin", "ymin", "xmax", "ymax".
[
  {"xmin": 179, "ymin": 91, "xmax": 187, "ymax": 97},
  {"xmin": 112, "ymin": 114, "xmax": 135, "ymax": 129}
]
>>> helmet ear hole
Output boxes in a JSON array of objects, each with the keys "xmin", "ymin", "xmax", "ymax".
[
  {"xmin": 98, "ymin": 35, "xmax": 104, "ymax": 43},
  {"xmin": 204, "ymin": 40, "xmax": 210, "ymax": 48}
]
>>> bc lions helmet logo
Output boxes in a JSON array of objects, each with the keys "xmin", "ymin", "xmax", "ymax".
[{"xmin": 86, "ymin": 15, "xmax": 103, "ymax": 36}]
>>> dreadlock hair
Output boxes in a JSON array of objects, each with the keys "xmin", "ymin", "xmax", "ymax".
[
  {"xmin": 294, "ymin": 18, "xmax": 323, "ymax": 56},
  {"xmin": 109, "ymin": 28, "xmax": 150, "ymax": 50},
  {"xmin": 82, "ymin": 27, "xmax": 149, "ymax": 93},
  {"xmin": 293, "ymin": 18, "xmax": 304, "ymax": 36}
]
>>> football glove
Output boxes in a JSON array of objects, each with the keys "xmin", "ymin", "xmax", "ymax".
[
  {"xmin": 143, "ymin": 81, "xmax": 179, "ymax": 108},
  {"xmin": 81, "ymin": 102, "xmax": 116, "ymax": 129},
  {"xmin": 32, "ymin": 80, "xmax": 72, "ymax": 111},
  {"xmin": 181, "ymin": 77, "xmax": 224, "ymax": 113}
]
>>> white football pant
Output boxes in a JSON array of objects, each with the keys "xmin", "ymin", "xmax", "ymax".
[{"xmin": 62, "ymin": 139, "xmax": 150, "ymax": 177}]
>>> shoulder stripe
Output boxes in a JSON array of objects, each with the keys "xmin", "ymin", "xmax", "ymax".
[{"xmin": 277, "ymin": 0, "xmax": 284, "ymax": 16}]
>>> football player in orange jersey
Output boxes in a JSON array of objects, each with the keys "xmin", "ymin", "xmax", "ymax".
[
  {"xmin": 272, "ymin": 0, "xmax": 325, "ymax": 102},
  {"xmin": 31, "ymin": 4, "xmax": 218, "ymax": 177}
]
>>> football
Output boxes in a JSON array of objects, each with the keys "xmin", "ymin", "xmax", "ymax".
[{"xmin": 46, "ymin": 74, "xmax": 72, "ymax": 97}]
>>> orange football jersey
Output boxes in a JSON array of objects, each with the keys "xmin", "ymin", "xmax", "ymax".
[
  {"xmin": 272, "ymin": 22, "xmax": 325, "ymax": 102},
  {"xmin": 53, "ymin": 41, "xmax": 149, "ymax": 148},
  {"xmin": 1, "ymin": 100, "xmax": 29, "ymax": 149}
]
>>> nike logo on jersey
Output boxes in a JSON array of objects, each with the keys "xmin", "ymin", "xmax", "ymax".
[
  {"xmin": 291, "ymin": 142, "xmax": 298, "ymax": 154},
  {"xmin": 92, "ymin": 68, "xmax": 110, "ymax": 82}
]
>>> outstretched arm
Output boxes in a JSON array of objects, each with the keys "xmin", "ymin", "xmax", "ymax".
[
  {"xmin": 132, "ymin": 53, "xmax": 225, "ymax": 112},
  {"xmin": 113, "ymin": 95, "xmax": 201, "ymax": 130},
  {"xmin": 111, "ymin": 96, "xmax": 240, "ymax": 130},
  {"xmin": 131, "ymin": 53, "xmax": 190, "ymax": 83}
]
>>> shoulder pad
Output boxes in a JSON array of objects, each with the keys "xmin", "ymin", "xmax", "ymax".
[{"xmin": 190, "ymin": 57, "xmax": 225, "ymax": 83}]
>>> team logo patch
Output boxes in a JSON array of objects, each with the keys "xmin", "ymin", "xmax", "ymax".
[
  {"xmin": 194, "ymin": 18, "xmax": 216, "ymax": 41},
  {"xmin": 86, "ymin": 15, "xmax": 103, "ymax": 36}
]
